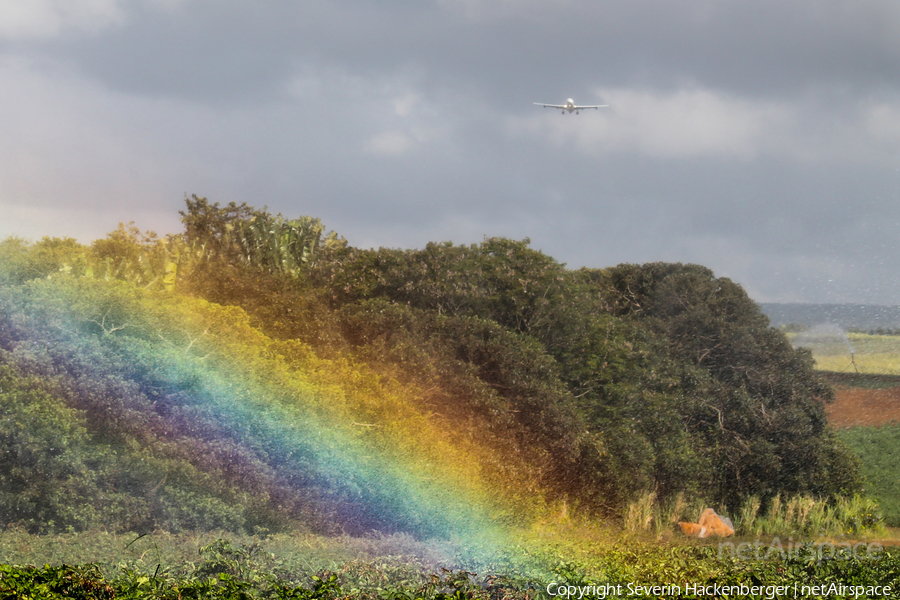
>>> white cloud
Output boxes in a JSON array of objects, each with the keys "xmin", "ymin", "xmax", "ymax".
[
  {"xmin": 778, "ymin": 96, "xmax": 900, "ymax": 165},
  {"xmin": 510, "ymin": 88, "xmax": 795, "ymax": 160},
  {"xmin": 0, "ymin": 55, "xmax": 203, "ymax": 241},
  {"xmin": 0, "ymin": 0, "xmax": 126, "ymax": 39},
  {"xmin": 507, "ymin": 85, "xmax": 900, "ymax": 168},
  {"xmin": 364, "ymin": 130, "xmax": 416, "ymax": 156},
  {"xmin": 0, "ymin": 0, "xmax": 187, "ymax": 40},
  {"xmin": 0, "ymin": 1, "xmax": 61, "ymax": 39},
  {"xmin": 863, "ymin": 102, "xmax": 900, "ymax": 146},
  {"xmin": 392, "ymin": 92, "xmax": 420, "ymax": 117},
  {"xmin": 286, "ymin": 65, "xmax": 451, "ymax": 158}
]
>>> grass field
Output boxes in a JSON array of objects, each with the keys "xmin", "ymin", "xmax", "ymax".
[
  {"xmin": 1, "ymin": 527, "xmax": 898, "ymax": 598},
  {"xmin": 790, "ymin": 330, "xmax": 900, "ymax": 375},
  {"xmin": 838, "ymin": 425, "xmax": 900, "ymax": 528}
]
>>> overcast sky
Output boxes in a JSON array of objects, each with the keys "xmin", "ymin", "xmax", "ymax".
[{"xmin": 2, "ymin": 0, "xmax": 899, "ymax": 304}]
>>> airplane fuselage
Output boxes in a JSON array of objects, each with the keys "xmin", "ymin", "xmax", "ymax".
[{"xmin": 534, "ymin": 98, "xmax": 607, "ymax": 114}]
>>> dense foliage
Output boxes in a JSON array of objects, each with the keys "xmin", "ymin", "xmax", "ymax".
[
  {"xmin": 1, "ymin": 532, "xmax": 898, "ymax": 599},
  {"xmin": 0, "ymin": 197, "xmax": 860, "ymax": 536}
]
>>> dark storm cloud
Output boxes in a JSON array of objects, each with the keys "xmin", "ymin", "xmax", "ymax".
[
  {"xmin": 39, "ymin": 1, "xmax": 900, "ymax": 103},
  {"xmin": 2, "ymin": 0, "xmax": 900, "ymax": 303},
  {"xmin": 36, "ymin": 1, "xmax": 442, "ymax": 103}
]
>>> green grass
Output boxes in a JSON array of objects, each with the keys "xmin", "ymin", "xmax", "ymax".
[
  {"xmin": 0, "ymin": 529, "xmax": 459, "ymax": 579},
  {"xmin": 789, "ymin": 331, "xmax": 900, "ymax": 375},
  {"xmin": 621, "ymin": 492, "xmax": 886, "ymax": 539},
  {"xmin": 1, "ymin": 529, "xmax": 898, "ymax": 598},
  {"xmin": 734, "ymin": 494, "xmax": 885, "ymax": 537},
  {"xmin": 839, "ymin": 425, "xmax": 900, "ymax": 527}
]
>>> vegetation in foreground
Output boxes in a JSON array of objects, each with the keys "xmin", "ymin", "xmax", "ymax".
[
  {"xmin": 620, "ymin": 491, "xmax": 885, "ymax": 540},
  {"xmin": 1, "ymin": 528, "xmax": 898, "ymax": 599}
]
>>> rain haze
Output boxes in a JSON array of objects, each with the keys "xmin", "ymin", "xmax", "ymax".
[{"xmin": 2, "ymin": 0, "xmax": 900, "ymax": 304}]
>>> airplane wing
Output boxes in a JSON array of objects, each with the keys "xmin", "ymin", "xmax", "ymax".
[
  {"xmin": 533, "ymin": 103, "xmax": 566, "ymax": 108},
  {"xmin": 574, "ymin": 105, "xmax": 609, "ymax": 109}
]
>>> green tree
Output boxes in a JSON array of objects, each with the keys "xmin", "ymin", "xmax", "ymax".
[
  {"xmin": 0, "ymin": 236, "xmax": 87, "ymax": 284},
  {"xmin": 599, "ymin": 263, "xmax": 861, "ymax": 507},
  {"xmin": 180, "ymin": 195, "xmax": 345, "ymax": 275}
]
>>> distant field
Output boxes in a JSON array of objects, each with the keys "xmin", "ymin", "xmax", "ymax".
[
  {"xmin": 789, "ymin": 330, "xmax": 900, "ymax": 375},
  {"xmin": 838, "ymin": 425, "xmax": 900, "ymax": 527},
  {"xmin": 826, "ymin": 386, "xmax": 900, "ymax": 428},
  {"xmin": 794, "ymin": 329, "xmax": 900, "ymax": 526}
]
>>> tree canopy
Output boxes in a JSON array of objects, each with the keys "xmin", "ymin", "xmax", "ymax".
[{"xmin": 0, "ymin": 197, "xmax": 860, "ymax": 535}]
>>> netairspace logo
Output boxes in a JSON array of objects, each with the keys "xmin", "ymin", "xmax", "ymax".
[
  {"xmin": 545, "ymin": 582, "xmax": 894, "ymax": 598},
  {"xmin": 718, "ymin": 537, "xmax": 883, "ymax": 563}
]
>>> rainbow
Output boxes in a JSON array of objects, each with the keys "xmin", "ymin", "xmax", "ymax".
[{"xmin": 9, "ymin": 277, "xmax": 532, "ymax": 544}]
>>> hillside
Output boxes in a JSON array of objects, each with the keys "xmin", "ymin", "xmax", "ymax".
[{"xmin": 0, "ymin": 197, "xmax": 861, "ymax": 536}]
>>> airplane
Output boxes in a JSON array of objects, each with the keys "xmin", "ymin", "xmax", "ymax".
[{"xmin": 533, "ymin": 98, "xmax": 608, "ymax": 114}]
